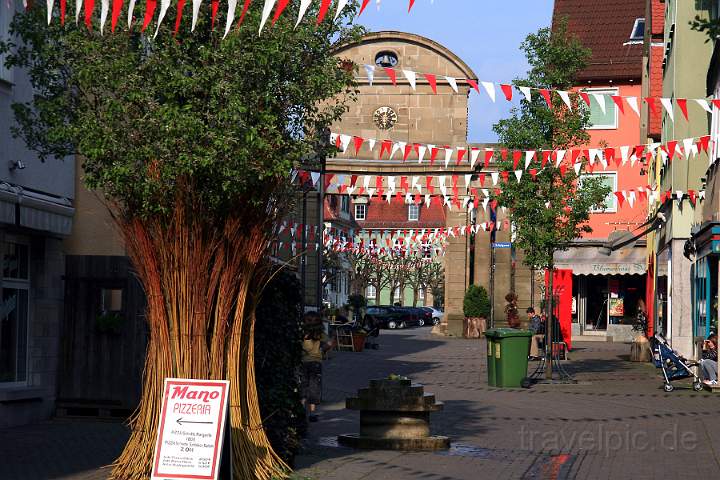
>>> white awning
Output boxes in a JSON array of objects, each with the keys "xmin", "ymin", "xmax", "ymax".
[{"xmin": 554, "ymin": 246, "xmax": 647, "ymax": 276}]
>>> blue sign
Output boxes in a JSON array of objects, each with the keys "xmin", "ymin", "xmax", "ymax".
[{"xmin": 492, "ymin": 242, "xmax": 512, "ymax": 249}]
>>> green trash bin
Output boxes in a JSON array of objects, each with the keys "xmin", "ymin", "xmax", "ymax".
[
  {"xmin": 484, "ymin": 330, "xmax": 497, "ymax": 386},
  {"xmin": 488, "ymin": 328, "xmax": 532, "ymax": 388}
]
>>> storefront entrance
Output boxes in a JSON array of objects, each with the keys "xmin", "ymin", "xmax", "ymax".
[{"xmin": 574, "ymin": 274, "xmax": 647, "ymax": 334}]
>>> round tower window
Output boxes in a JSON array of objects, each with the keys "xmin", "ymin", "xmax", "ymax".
[{"xmin": 374, "ymin": 51, "xmax": 398, "ymax": 68}]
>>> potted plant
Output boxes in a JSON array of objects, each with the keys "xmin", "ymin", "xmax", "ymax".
[
  {"xmin": 463, "ymin": 285, "xmax": 490, "ymax": 338},
  {"xmin": 351, "ymin": 325, "xmax": 368, "ymax": 352},
  {"xmin": 505, "ymin": 292, "xmax": 520, "ymax": 329}
]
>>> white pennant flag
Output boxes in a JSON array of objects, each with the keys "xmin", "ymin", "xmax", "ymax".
[
  {"xmin": 683, "ymin": 138, "xmax": 697, "ymax": 159},
  {"xmin": 626, "ymin": 97, "xmax": 640, "ymax": 117},
  {"xmin": 699, "ymin": 191, "xmax": 706, "ymax": 200},
  {"xmin": 556, "ymin": 150, "xmax": 566, "ymax": 167},
  {"xmin": 620, "ymin": 146, "xmax": 630, "ymax": 165},
  {"xmin": 258, "ymin": 0, "xmax": 276, "ymax": 33},
  {"xmin": 573, "ymin": 162, "xmax": 582, "ymax": 176},
  {"xmin": 334, "ymin": 0, "xmax": 348, "ymax": 19},
  {"xmin": 463, "ymin": 196, "xmax": 472, "ymax": 209},
  {"xmin": 388, "ymin": 176, "xmax": 396, "ymax": 193},
  {"xmin": 425, "ymin": 195, "xmax": 431, "ymax": 208},
  {"xmin": 154, "ymin": 0, "xmax": 172, "ymax": 37},
  {"xmin": 519, "ymin": 86, "xmax": 532, "ymax": 103},
  {"xmin": 696, "ymin": 99, "xmax": 712, "ymax": 113},
  {"xmin": 675, "ymin": 190, "xmax": 683, "ymax": 201},
  {"xmin": 128, "ymin": 0, "xmax": 136, "ymax": 28},
  {"xmin": 99, "ymin": 0, "xmax": 109, "ymax": 33},
  {"xmin": 417, "ymin": 145, "xmax": 427, "ymax": 164},
  {"xmin": 482, "ymin": 197, "xmax": 490, "ymax": 212},
  {"xmin": 445, "ymin": 76, "xmax": 458, "ymax": 93},
  {"xmin": 591, "ymin": 93, "xmax": 606, "ymax": 114},
  {"xmin": 367, "ymin": 188, "xmax": 375, "ymax": 198},
  {"xmin": 390, "ymin": 142, "xmax": 405, "ymax": 160},
  {"xmin": 525, "ymin": 150, "xmax": 535, "ymax": 170},
  {"xmin": 481, "ymin": 188, "xmax": 489, "ymax": 197},
  {"xmin": 363, "ymin": 175, "xmax": 371, "ymax": 189},
  {"xmin": 296, "ymin": 0, "xmax": 312, "ymax": 27},
  {"xmin": 481, "ymin": 81, "xmax": 496, "ymax": 102},
  {"xmin": 558, "ymin": 91, "xmax": 573, "ymax": 110},
  {"xmin": 465, "ymin": 174, "xmax": 473, "ymax": 187},
  {"xmin": 412, "ymin": 176, "xmax": 421, "ymax": 192},
  {"xmin": 545, "ymin": 201, "xmax": 551, "ymax": 209},
  {"xmin": 223, "ymin": 0, "xmax": 238, "ymax": 38},
  {"xmin": 402, "ymin": 70, "xmax": 417, "ymax": 90},
  {"xmin": 490, "ymin": 172, "xmax": 499, "ymax": 185},
  {"xmin": 589, "ymin": 148, "xmax": 601, "ymax": 165},
  {"xmin": 368, "ymin": 138, "xmax": 376, "ymax": 151},
  {"xmin": 470, "ymin": 148, "xmax": 480, "ymax": 168},
  {"xmin": 75, "ymin": 0, "xmax": 82, "ymax": 23},
  {"xmin": 191, "ymin": 0, "xmax": 203, "ymax": 30},
  {"xmin": 444, "ymin": 147, "xmax": 453, "ymax": 167},
  {"xmin": 47, "ymin": 0, "xmax": 54, "ymax": 24},
  {"xmin": 347, "ymin": 185, "xmax": 356, "ymax": 196},
  {"xmin": 628, "ymin": 191, "xmax": 636, "ymax": 208},
  {"xmin": 386, "ymin": 192, "xmax": 393, "ymax": 204},
  {"xmin": 514, "ymin": 170, "xmax": 523, "ymax": 183},
  {"xmin": 364, "ymin": 64, "xmax": 376, "ymax": 86},
  {"xmin": 438, "ymin": 176, "xmax": 447, "ymax": 196},
  {"xmin": 660, "ymin": 98, "xmax": 675, "ymax": 122},
  {"xmin": 310, "ymin": 172, "xmax": 321, "ymax": 186},
  {"xmin": 339, "ymin": 134, "xmax": 352, "ymax": 153}
]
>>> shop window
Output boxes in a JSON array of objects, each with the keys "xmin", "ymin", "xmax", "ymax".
[
  {"xmin": 1, "ymin": 238, "xmax": 29, "ymax": 384},
  {"xmin": 693, "ymin": 257, "xmax": 718, "ymax": 338},
  {"xmin": 581, "ymin": 173, "xmax": 618, "ymax": 213},
  {"xmin": 584, "ymin": 88, "xmax": 618, "ymax": 130}
]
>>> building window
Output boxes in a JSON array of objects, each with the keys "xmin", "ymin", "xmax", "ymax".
[
  {"xmin": 0, "ymin": 5, "xmax": 13, "ymax": 84},
  {"xmin": 375, "ymin": 51, "xmax": 398, "ymax": 68},
  {"xmin": 393, "ymin": 288, "xmax": 401, "ymax": 302},
  {"xmin": 584, "ymin": 88, "xmax": 618, "ymax": 130},
  {"xmin": 629, "ymin": 18, "xmax": 645, "ymax": 41},
  {"xmin": 419, "ymin": 288, "xmax": 425, "ymax": 301},
  {"xmin": 340, "ymin": 196, "xmax": 350, "ymax": 214},
  {"xmin": 366, "ymin": 285, "xmax": 376, "ymax": 299},
  {"xmin": 408, "ymin": 204, "xmax": 419, "ymax": 221},
  {"xmin": 355, "ymin": 204, "xmax": 367, "ymax": 220},
  {"xmin": 581, "ymin": 173, "xmax": 618, "ymax": 213},
  {"xmin": 1, "ymin": 240, "xmax": 29, "ymax": 384}
]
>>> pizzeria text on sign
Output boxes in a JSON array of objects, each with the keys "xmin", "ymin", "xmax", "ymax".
[{"xmin": 172, "ymin": 386, "xmax": 218, "ymax": 416}]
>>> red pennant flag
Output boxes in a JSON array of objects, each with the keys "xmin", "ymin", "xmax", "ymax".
[
  {"xmin": 384, "ymin": 68, "xmax": 397, "ymax": 85},
  {"xmin": 456, "ymin": 148, "xmax": 466, "ymax": 165},
  {"xmin": 237, "ymin": 0, "xmax": 252, "ymax": 25},
  {"xmin": 666, "ymin": 140, "xmax": 678, "ymax": 159},
  {"xmin": 339, "ymin": 184, "xmax": 348, "ymax": 194},
  {"xmin": 512, "ymin": 150, "xmax": 521, "ymax": 170},
  {"xmin": 353, "ymin": 136, "xmax": 364, "ymax": 155},
  {"xmin": 111, "ymin": 0, "xmax": 123, "ymax": 31},
  {"xmin": 541, "ymin": 150, "xmax": 551, "ymax": 168},
  {"xmin": 582, "ymin": 149, "xmax": 590, "ymax": 163},
  {"xmin": 324, "ymin": 174, "xmax": 334, "ymax": 190},
  {"xmin": 426, "ymin": 177, "xmax": 435, "ymax": 194},
  {"xmin": 403, "ymin": 144, "xmax": 413, "ymax": 162},
  {"xmin": 529, "ymin": 169, "xmax": 538, "ymax": 180},
  {"xmin": 604, "ymin": 148, "xmax": 618, "ymax": 167},
  {"xmin": 408, "ymin": 0, "xmax": 415, "ymax": 11},
  {"xmin": 635, "ymin": 145, "xmax": 645, "ymax": 160},
  {"xmin": 698, "ymin": 135, "xmax": 711, "ymax": 153},
  {"xmin": 400, "ymin": 176, "xmax": 409, "ymax": 190},
  {"xmin": 478, "ymin": 173, "xmax": 486, "ymax": 187},
  {"xmin": 500, "ymin": 171, "xmax": 509, "ymax": 183},
  {"xmin": 490, "ymin": 200, "xmax": 498, "ymax": 211},
  {"xmin": 317, "ymin": 0, "xmax": 332, "ymax": 24},
  {"xmin": 84, "ymin": 0, "xmax": 95, "ymax": 28},
  {"xmin": 379, "ymin": 140, "xmax": 392, "ymax": 159},
  {"xmin": 611, "ymin": 96, "xmax": 625, "ymax": 115},
  {"xmin": 638, "ymin": 189, "xmax": 647, "ymax": 202},
  {"xmin": 644, "ymin": 97, "xmax": 659, "ymax": 117},
  {"xmin": 174, "ymin": 0, "xmax": 186, "ymax": 34},
  {"xmin": 571, "ymin": 149, "xmax": 581, "ymax": 164},
  {"xmin": 351, "ymin": 175, "xmax": 358, "ymax": 187},
  {"xmin": 614, "ymin": 191, "xmax": 625, "ymax": 208},
  {"xmin": 425, "ymin": 74, "xmax": 438, "ymax": 94},
  {"xmin": 211, "ymin": 0, "xmax": 219, "ymax": 28},
  {"xmin": 501, "ymin": 149, "xmax": 508, "ymax": 161},
  {"xmin": 272, "ymin": 0, "xmax": 290, "ymax": 25},
  {"xmin": 500, "ymin": 84, "xmax": 513, "ymax": 101},
  {"xmin": 358, "ymin": 0, "xmax": 370, "ymax": 15},
  {"xmin": 579, "ymin": 92, "xmax": 590, "ymax": 107},
  {"xmin": 677, "ymin": 99, "xmax": 689, "ymax": 121},
  {"xmin": 430, "ymin": 147, "xmax": 439, "ymax": 165},
  {"xmin": 395, "ymin": 191, "xmax": 403, "ymax": 203},
  {"xmin": 484, "ymin": 150, "xmax": 493, "ymax": 168},
  {"xmin": 688, "ymin": 189, "xmax": 697, "ymax": 206},
  {"xmin": 467, "ymin": 79, "xmax": 480, "ymax": 94},
  {"xmin": 712, "ymin": 99, "xmax": 720, "ymax": 110},
  {"xmin": 560, "ymin": 164, "xmax": 567, "ymax": 177},
  {"xmin": 142, "ymin": 0, "xmax": 156, "ymax": 31},
  {"xmin": 539, "ymin": 89, "xmax": 552, "ymax": 108}
]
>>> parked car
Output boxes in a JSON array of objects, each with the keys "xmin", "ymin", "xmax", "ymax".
[
  {"xmin": 365, "ymin": 306, "xmax": 405, "ymax": 329},
  {"xmin": 385, "ymin": 306, "xmax": 425, "ymax": 328},
  {"xmin": 422, "ymin": 307, "xmax": 443, "ymax": 325},
  {"xmin": 407, "ymin": 307, "xmax": 433, "ymax": 327}
]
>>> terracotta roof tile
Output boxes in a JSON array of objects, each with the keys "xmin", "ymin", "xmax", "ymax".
[
  {"xmin": 651, "ymin": 0, "xmax": 665, "ymax": 37},
  {"xmin": 553, "ymin": 0, "xmax": 645, "ymax": 82},
  {"xmin": 357, "ymin": 198, "xmax": 446, "ymax": 230}
]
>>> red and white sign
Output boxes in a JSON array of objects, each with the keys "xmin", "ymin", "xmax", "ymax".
[{"xmin": 151, "ymin": 378, "xmax": 230, "ymax": 480}]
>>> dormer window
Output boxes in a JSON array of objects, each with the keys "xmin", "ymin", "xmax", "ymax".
[
  {"xmin": 408, "ymin": 204, "xmax": 419, "ymax": 221},
  {"xmin": 375, "ymin": 51, "xmax": 398, "ymax": 68},
  {"xmin": 630, "ymin": 18, "xmax": 645, "ymax": 41}
]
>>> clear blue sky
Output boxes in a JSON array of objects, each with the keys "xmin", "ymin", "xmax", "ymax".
[{"xmin": 358, "ymin": 0, "xmax": 554, "ymax": 143}]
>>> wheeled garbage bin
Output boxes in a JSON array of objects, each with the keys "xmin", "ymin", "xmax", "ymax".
[{"xmin": 485, "ymin": 329, "xmax": 532, "ymax": 388}]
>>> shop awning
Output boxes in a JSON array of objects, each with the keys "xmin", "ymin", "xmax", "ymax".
[{"xmin": 554, "ymin": 246, "xmax": 647, "ymax": 276}]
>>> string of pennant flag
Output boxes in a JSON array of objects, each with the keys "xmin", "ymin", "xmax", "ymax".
[
  {"xmin": 34, "ymin": 0, "xmax": 425, "ymax": 36},
  {"xmin": 361, "ymin": 64, "xmax": 720, "ymax": 123},
  {"xmin": 329, "ymin": 132, "xmax": 713, "ymax": 171}
]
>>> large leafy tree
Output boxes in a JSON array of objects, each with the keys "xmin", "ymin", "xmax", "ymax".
[
  {"xmin": 1, "ymin": 2, "xmax": 361, "ymax": 478},
  {"xmin": 493, "ymin": 20, "xmax": 610, "ymax": 271}
]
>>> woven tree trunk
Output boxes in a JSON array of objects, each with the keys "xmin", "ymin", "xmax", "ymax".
[{"xmin": 111, "ymin": 203, "xmax": 287, "ymax": 480}]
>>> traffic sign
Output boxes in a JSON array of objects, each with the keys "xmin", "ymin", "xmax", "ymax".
[
  {"xmin": 492, "ymin": 242, "xmax": 512, "ymax": 249},
  {"xmin": 152, "ymin": 378, "xmax": 230, "ymax": 480}
]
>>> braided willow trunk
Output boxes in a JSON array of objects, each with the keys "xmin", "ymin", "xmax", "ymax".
[{"xmin": 110, "ymin": 203, "xmax": 288, "ymax": 480}]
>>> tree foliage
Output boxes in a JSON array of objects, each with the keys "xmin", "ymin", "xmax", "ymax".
[
  {"xmin": 463, "ymin": 284, "xmax": 490, "ymax": 318},
  {"xmin": 492, "ymin": 19, "xmax": 611, "ymax": 269}
]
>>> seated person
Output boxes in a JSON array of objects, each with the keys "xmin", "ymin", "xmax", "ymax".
[
  {"xmin": 527, "ymin": 307, "xmax": 544, "ymax": 359},
  {"xmin": 701, "ymin": 333, "xmax": 717, "ymax": 386}
]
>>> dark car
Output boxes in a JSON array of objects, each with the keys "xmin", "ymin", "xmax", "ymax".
[
  {"xmin": 365, "ymin": 306, "xmax": 405, "ymax": 329},
  {"xmin": 385, "ymin": 306, "xmax": 425, "ymax": 328}
]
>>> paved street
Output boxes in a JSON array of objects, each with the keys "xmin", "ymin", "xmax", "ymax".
[{"xmin": 1, "ymin": 329, "xmax": 718, "ymax": 479}]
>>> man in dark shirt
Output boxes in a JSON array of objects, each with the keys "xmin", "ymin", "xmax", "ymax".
[{"xmin": 527, "ymin": 307, "xmax": 544, "ymax": 359}]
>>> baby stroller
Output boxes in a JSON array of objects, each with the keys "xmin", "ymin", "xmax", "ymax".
[{"xmin": 650, "ymin": 333, "xmax": 703, "ymax": 392}]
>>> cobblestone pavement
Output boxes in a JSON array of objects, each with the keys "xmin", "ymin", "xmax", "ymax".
[{"xmin": 0, "ymin": 329, "xmax": 718, "ymax": 479}]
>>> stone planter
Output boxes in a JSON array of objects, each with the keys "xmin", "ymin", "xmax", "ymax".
[
  {"xmin": 630, "ymin": 335, "xmax": 652, "ymax": 362},
  {"xmin": 464, "ymin": 317, "xmax": 486, "ymax": 338},
  {"xmin": 352, "ymin": 333, "xmax": 367, "ymax": 352},
  {"xmin": 338, "ymin": 378, "xmax": 449, "ymax": 450}
]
